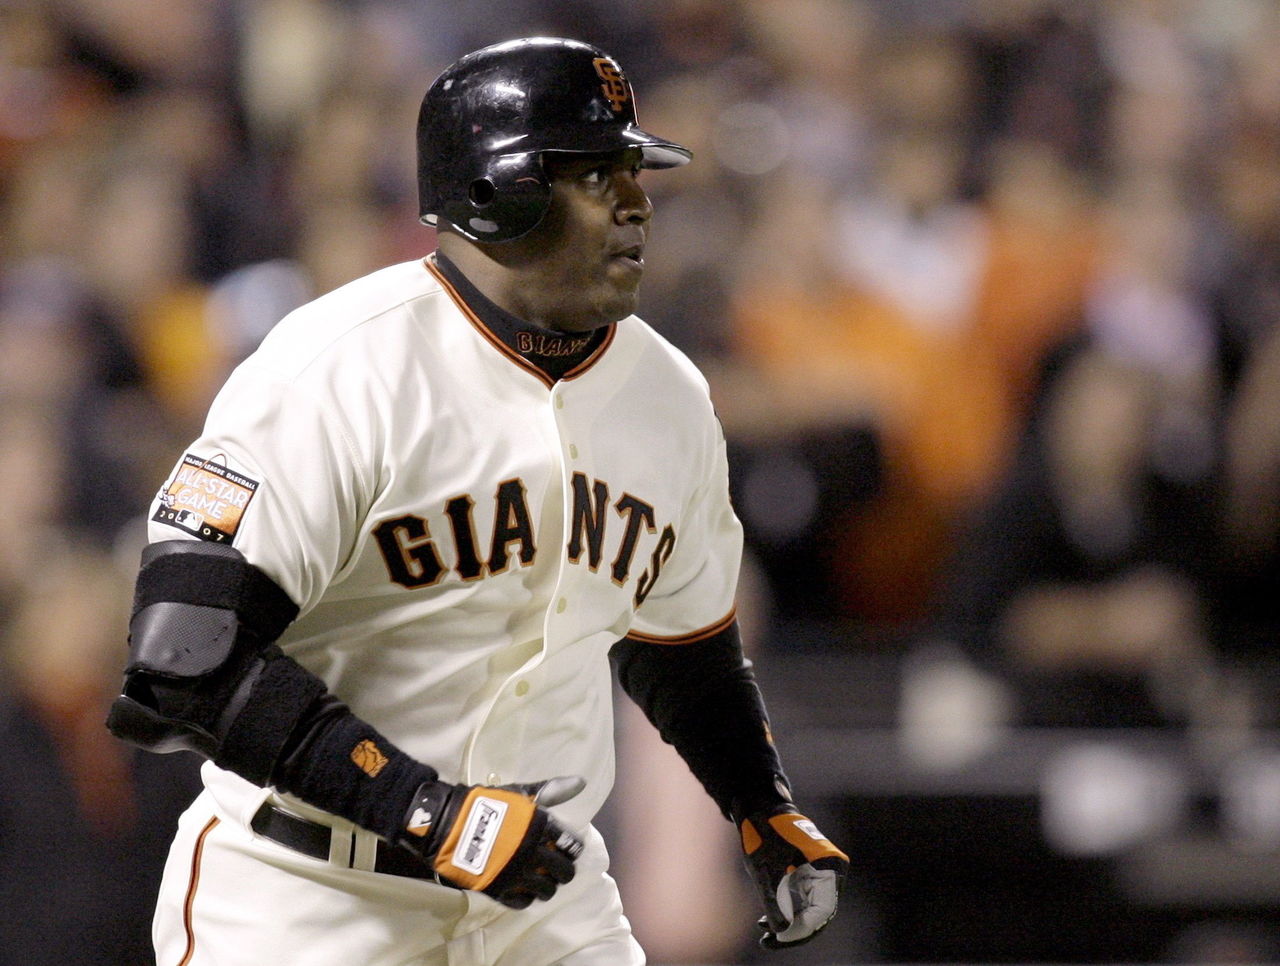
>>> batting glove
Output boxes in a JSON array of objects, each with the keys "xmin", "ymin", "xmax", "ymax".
[
  {"xmin": 738, "ymin": 805, "xmax": 849, "ymax": 949},
  {"xmin": 396, "ymin": 775, "xmax": 586, "ymax": 909}
]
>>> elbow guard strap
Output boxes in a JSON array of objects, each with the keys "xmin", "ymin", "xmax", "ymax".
[{"xmin": 107, "ymin": 540, "xmax": 325, "ymax": 784}]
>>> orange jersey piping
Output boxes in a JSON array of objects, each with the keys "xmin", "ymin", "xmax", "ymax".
[
  {"xmin": 626, "ymin": 608, "xmax": 737, "ymax": 645},
  {"xmin": 176, "ymin": 816, "xmax": 220, "ymax": 966}
]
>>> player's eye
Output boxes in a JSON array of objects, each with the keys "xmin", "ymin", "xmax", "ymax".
[{"xmin": 580, "ymin": 165, "xmax": 609, "ymax": 184}]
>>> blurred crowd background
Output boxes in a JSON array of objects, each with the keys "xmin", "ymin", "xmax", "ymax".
[{"xmin": 4, "ymin": 0, "xmax": 1280, "ymax": 963}]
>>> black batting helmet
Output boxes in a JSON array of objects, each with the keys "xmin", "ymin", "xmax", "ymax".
[{"xmin": 416, "ymin": 37, "xmax": 691, "ymax": 242}]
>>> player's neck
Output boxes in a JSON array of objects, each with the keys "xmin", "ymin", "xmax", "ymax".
[
  {"xmin": 430, "ymin": 251, "xmax": 610, "ymax": 383},
  {"xmin": 435, "ymin": 231, "xmax": 544, "ymax": 326}
]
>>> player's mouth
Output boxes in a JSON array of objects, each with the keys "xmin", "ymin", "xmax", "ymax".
[{"xmin": 609, "ymin": 244, "xmax": 645, "ymax": 274}]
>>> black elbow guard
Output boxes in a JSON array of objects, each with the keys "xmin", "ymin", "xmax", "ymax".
[{"xmin": 106, "ymin": 540, "xmax": 326, "ymax": 784}]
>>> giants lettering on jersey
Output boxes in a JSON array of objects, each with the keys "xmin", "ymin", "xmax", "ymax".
[{"xmin": 373, "ymin": 472, "xmax": 676, "ymax": 608}]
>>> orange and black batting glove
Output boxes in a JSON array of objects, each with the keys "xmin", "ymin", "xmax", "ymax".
[
  {"xmin": 395, "ymin": 776, "xmax": 586, "ymax": 909},
  {"xmin": 737, "ymin": 804, "xmax": 849, "ymax": 949}
]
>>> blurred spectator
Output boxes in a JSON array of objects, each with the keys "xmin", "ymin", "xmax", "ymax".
[
  {"xmin": 969, "ymin": 138, "xmax": 1098, "ymax": 413},
  {"xmin": 0, "ymin": 401, "xmax": 68, "ymax": 618},
  {"xmin": 714, "ymin": 170, "xmax": 887, "ymax": 634},
  {"xmin": 0, "ymin": 528, "xmax": 201, "ymax": 966},
  {"xmin": 0, "ymin": 258, "xmax": 172, "ymax": 547},
  {"xmin": 961, "ymin": 1, "xmax": 1112, "ymax": 180},
  {"xmin": 1217, "ymin": 315, "xmax": 1280, "ymax": 703},
  {"xmin": 922, "ymin": 158, "xmax": 1225, "ymax": 730},
  {"xmin": 929, "ymin": 338, "xmax": 1219, "ymax": 728},
  {"xmin": 724, "ymin": 75, "xmax": 1007, "ymax": 631}
]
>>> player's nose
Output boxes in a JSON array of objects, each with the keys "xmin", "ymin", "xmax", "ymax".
[{"xmin": 614, "ymin": 172, "xmax": 652, "ymax": 225}]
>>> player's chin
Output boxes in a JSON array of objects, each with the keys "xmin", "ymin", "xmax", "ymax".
[
  {"xmin": 555, "ymin": 275, "xmax": 642, "ymax": 331},
  {"xmin": 553, "ymin": 295, "xmax": 636, "ymax": 332},
  {"xmin": 581, "ymin": 283, "xmax": 641, "ymax": 328},
  {"xmin": 604, "ymin": 270, "xmax": 644, "ymax": 317},
  {"xmin": 597, "ymin": 295, "xmax": 639, "ymax": 328}
]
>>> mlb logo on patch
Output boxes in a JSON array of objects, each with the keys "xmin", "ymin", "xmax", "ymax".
[{"xmin": 153, "ymin": 453, "xmax": 260, "ymax": 543}]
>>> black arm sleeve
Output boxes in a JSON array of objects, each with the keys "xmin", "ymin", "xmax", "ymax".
[
  {"xmin": 265, "ymin": 692, "xmax": 436, "ymax": 839},
  {"xmin": 610, "ymin": 621, "xmax": 790, "ymax": 820}
]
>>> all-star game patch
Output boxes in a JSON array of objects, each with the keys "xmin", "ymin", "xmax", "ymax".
[{"xmin": 152, "ymin": 453, "xmax": 260, "ymax": 543}]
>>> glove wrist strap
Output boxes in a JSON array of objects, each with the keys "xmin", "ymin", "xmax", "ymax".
[
  {"xmin": 731, "ymin": 777, "xmax": 795, "ymax": 826},
  {"xmin": 396, "ymin": 780, "xmax": 455, "ymax": 857}
]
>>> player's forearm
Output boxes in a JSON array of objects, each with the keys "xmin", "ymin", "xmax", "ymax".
[
  {"xmin": 610, "ymin": 622, "xmax": 791, "ymax": 819},
  {"xmin": 107, "ymin": 539, "xmax": 436, "ymax": 843},
  {"xmin": 269, "ymin": 693, "xmax": 438, "ymax": 838}
]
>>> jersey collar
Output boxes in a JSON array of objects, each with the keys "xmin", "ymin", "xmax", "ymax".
[{"xmin": 427, "ymin": 252, "xmax": 615, "ymax": 388}]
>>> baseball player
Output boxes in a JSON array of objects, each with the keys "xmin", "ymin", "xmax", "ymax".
[{"xmin": 107, "ymin": 37, "xmax": 847, "ymax": 965}]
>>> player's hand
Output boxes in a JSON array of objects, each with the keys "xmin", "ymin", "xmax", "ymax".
[
  {"xmin": 737, "ymin": 805, "xmax": 848, "ymax": 949},
  {"xmin": 396, "ymin": 775, "xmax": 586, "ymax": 908}
]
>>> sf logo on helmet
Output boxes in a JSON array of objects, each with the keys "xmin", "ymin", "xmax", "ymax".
[{"xmin": 592, "ymin": 57, "xmax": 629, "ymax": 112}]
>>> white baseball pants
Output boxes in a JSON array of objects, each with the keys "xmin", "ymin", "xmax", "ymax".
[{"xmin": 152, "ymin": 787, "xmax": 644, "ymax": 966}]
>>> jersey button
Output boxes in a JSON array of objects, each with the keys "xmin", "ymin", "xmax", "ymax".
[
  {"xmin": 569, "ymin": 443, "xmax": 579, "ymax": 459},
  {"xmin": 556, "ymin": 597, "xmax": 568, "ymax": 613},
  {"xmin": 485, "ymin": 772, "xmax": 502, "ymax": 785},
  {"xmin": 555, "ymin": 396, "xmax": 565, "ymax": 410},
  {"xmin": 514, "ymin": 680, "xmax": 530, "ymax": 697}
]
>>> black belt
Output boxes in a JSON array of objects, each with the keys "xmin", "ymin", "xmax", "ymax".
[{"xmin": 251, "ymin": 802, "xmax": 434, "ymax": 880}]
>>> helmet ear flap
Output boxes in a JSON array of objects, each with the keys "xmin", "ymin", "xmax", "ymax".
[
  {"xmin": 468, "ymin": 178, "xmax": 497, "ymax": 206},
  {"xmin": 440, "ymin": 154, "xmax": 551, "ymax": 243}
]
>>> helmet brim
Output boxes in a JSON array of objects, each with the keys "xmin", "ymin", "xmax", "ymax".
[
  {"xmin": 628, "ymin": 129, "xmax": 693, "ymax": 169},
  {"xmin": 537, "ymin": 126, "xmax": 692, "ymax": 169}
]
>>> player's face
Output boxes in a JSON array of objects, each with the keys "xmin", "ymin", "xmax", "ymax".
[{"xmin": 511, "ymin": 148, "xmax": 653, "ymax": 332}]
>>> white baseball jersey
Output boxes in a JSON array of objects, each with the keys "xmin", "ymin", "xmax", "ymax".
[{"xmin": 148, "ymin": 254, "xmax": 743, "ymax": 832}]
